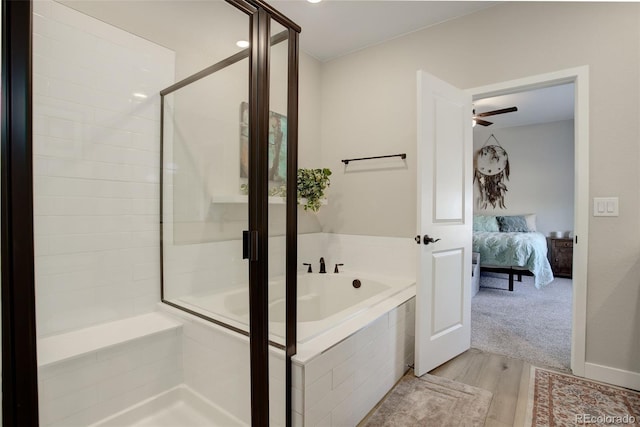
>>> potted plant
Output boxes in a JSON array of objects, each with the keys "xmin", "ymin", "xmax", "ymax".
[
  {"xmin": 297, "ymin": 168, "xmax": 331, "ymax": 212},
  {"xmin": 239, "ymin": 168, "xmax": 331, "ymax": 212}
]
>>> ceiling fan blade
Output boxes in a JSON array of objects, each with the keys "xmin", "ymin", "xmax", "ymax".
[
  {"xmin": 474, "ymin": 118, "xmax": 493, "ymax": 126},
  {"xmin": 475, "ymin": 106, "xmax": 518, "ymax": 117}
]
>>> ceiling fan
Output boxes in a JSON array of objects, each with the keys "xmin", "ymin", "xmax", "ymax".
[{"xmin": 472, "ymin": 106, "xmax": 518, "ymax": 126}]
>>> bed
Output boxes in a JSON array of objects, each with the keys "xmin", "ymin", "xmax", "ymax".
[{"xmin": 472, "ymin": 214, "xmax": 554, "ymax": 290}]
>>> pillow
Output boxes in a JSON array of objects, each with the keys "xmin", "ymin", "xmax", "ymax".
[
  {"xmin": 497, "ymin": 215, "xmax": 529, "ymax": 232},
  {"xmin": 473, "ymin": 215, "xmax": 500, "ymax": 232},
  {"xmin": 523, "ymin": 213, "xmax": 537, "ymax": 232}
]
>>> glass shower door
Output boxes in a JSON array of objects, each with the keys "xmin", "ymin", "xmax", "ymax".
[
  {"xmin": 160, "ymin": 3, "xmax": 256, "ymax": 424},
  {"xmin": 161, "ymin": 39, "xmax": 253, "ymax": 336},
  {"xmin": 161, "ymin": 3, "xmax": 299, "ymax": 426}
]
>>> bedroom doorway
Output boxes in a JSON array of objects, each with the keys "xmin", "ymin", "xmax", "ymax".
[{"xmin": 468, "ymin": 67, "xmax": 589, "ymax": 376}]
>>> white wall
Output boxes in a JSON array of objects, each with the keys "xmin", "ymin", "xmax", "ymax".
[
  {"xmin": 473, "ymin": 120, "xmax": 575, "ymax": 235},
  {"xmin": 318, "ymin": 3, "xmax": 640, "ymax": 376},
  {"xmin": 32, "ymin": 0, "xmax": 175, "ymax": 337}
]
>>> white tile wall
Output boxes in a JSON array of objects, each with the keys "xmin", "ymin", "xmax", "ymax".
[
  {"xmin": 163, "ymin": 234, "xmax": 288, "ymax": 301},
  {"xmin": 297, "ymin": 298, "xmax": 415, "ymax": 427},
  {"xmin": 32, "ymin": 0, "xmax": 175, "ymax": 337},
  {"xmin": 164, "ymin": 232, "xmax": 415, "ymax": 304},
  {"xmin": 38, "ymin": 323, "xmax": 183, "ymax": 426},
  {"xmin": 299, "ymin": 233, "xmax": 416, "ymax": 280},
  {"xmin": 160, "ymin": 305, "xmax": 294, "ymax": 427}
]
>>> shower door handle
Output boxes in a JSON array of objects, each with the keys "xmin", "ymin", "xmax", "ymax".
[{"xmin": 242, "ymin": 230, "xmax": 259, "ymax": 261}]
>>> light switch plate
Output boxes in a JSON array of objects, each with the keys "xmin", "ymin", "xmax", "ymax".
[{"xmin": 593, "ymin": 197, "xmax": 619, "ymax": 217}]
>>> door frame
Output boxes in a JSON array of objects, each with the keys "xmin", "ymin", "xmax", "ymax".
[{"xmin": 467, "ymin": 65, "xmax": 589, "ymax": 376}]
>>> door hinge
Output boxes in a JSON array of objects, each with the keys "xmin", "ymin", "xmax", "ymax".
[{"xmin": 243, "ymin": 230, "xmax": 259, "ymax": 261}]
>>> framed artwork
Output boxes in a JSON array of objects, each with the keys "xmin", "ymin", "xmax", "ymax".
[{"xmin": 240, "ymin": 101, "xmax": 287, "ymax": 182}]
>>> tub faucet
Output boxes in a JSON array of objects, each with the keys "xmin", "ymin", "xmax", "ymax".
[{"xmin": 319, "ymin": 257, "xmax": 326, "ymax": 274}]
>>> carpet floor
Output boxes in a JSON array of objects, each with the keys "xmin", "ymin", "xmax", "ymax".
[
  {"xmin": 472, "ymin": 271, "xmax": 572, "ymax": 370},
  {"xmin": 526, "ymin": 366, "xmax": 640, "ymax": 426},
  {"xmin": 361, "ymin": 372, "xmax": 492, "ymax": 426}
]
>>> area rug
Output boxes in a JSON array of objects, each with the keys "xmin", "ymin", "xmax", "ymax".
[
  {"xmin": 525, "ymin": 367, "xmax": 640, "ymax": 426},
  {"xmin": 472, "ymin": 272, "xmax": 572, "ymax": 370},
  {"xmin": 361, "ymin": 373, "xmax": 492, "ymax": 426}
]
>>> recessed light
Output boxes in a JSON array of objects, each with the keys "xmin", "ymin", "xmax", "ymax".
[
  {"xmin": 236, "ymin": 40, "xmax": 250, "ymax": 48},
  {"xmin": 308, "ymin": 0, "xmax": 322, "ymax": 3},
  {"xmin": 133, "ymin": 92, "xmax": 148, "ymax": 99}
]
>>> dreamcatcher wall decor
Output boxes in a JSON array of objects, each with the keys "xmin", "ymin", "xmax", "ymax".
[{"xmin": 474, "ymin": 134, "xmax": 510, "ymax": 209}]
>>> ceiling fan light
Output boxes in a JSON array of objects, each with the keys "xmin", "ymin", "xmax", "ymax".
[{"xmin": 472, "ymin": 119, "xmax": 477, "ymax": 128}]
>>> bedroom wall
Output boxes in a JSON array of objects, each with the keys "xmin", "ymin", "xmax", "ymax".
[
  {"xmin": 473, "ymin": 120, "xmax": 575, "ymax": 236},
  {"xmin": 319, "ymin": 3, "xmax": 640, "ymax": 379}
]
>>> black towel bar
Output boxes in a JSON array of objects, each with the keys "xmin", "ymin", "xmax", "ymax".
[{"xmin": 341, "ymin": 153, "xmax": 406, "ymax": 165}]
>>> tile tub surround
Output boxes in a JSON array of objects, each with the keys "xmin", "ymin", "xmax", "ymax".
[
  {"xmin": 294, "ymin": 297, "xmax": 416, "ymax": 427},
  {"xmin": 299, "ymin": 233, "xmax": 417, "ymax": 280},
  {"xmin": 164, "ymin": 233, "xmax": 417, "ymax": 305},
  {"xmin": 33, "ymin": 0, "xmax": 175, "ymax": 337}
]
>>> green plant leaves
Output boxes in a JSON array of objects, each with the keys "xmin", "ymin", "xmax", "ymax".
[
  {"xmin": 297, "ymin": 168, "xmax": 331, "ymax": 212},
  {"xmin": 239, "ymin": 168, "xmax": 331, "ymax": 212}
]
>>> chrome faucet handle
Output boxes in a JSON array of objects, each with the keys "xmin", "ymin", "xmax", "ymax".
[
  {"xmin": 334, "ymin": 263, "xmax": 344, "ymax": 273},
  {"xmin": 303, "ymin": 263, "xmax": 312, "ymax": 273}
]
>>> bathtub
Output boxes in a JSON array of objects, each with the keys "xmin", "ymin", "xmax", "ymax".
[
  {"xmin": 174, "ymin": 272, "xmax": 414, "ymax": 345},
  {"xmin": 163, "ymin": 271, "xmax": 416, "ymax": 426}
]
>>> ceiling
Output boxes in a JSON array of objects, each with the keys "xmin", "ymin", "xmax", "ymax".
[
  {"xmin": 474, "ymin": 83, "xmax": 575, "ymax": 129},
  {"xmin": 270, "ymin": 1, "xmax": 497, "ymax": 62}
]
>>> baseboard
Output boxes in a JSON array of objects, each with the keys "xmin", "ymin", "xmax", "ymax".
[{"xmin": 584, "ymin": 362, "xmax": 640, "ymax": 391}]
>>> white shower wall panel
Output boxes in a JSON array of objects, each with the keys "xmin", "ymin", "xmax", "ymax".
[{"xmin": 32, "ymin": 0, "xmax": 175, "ymax": 337}]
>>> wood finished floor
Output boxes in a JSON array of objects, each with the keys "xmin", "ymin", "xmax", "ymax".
[
  {"xmin": 428, "ymin": 348, "xmax": 532, "ymax": 427},
  {"xmin": 360, "ymin": 348, "xmax": 532, "ymax": 427}
]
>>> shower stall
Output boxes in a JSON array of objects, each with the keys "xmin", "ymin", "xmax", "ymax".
[{"xmin": 2, "ymin": 0, "xmax": 300, "ymax": 425}]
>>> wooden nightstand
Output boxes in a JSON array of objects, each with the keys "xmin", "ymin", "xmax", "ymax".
[{"xmin": 548, "ymin": 237, "xmax": 573, "ymax": 278}]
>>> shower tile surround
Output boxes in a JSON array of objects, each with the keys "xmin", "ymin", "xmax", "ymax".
[
  {"xmin": 31, "ymin": 1, "xmax": 418, "ymax": 425},
  {"xmin": 32, "ymin": 0, "xmax": 175, "ymax": 337}
]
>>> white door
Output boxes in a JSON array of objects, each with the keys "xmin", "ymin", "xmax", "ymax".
[{"xmin": 414, "ymin": 70, "xmax": 473, "ymax": 377}]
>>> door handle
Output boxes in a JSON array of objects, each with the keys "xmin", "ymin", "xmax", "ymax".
[{"xmin": 422, "ymin": 234, "xmax": 441, "ymax": 245}]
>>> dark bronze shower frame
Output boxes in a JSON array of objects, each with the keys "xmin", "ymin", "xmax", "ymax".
[
  {"xmin": 158, "ymin": 1, "xmax": 300, "ymax": 426},
  {"xmin": 2, "ymin": 1, "xmax": 40, "ymax": 425}
]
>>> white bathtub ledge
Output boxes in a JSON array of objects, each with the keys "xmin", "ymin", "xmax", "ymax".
[
  {"xmin": 293, "ymin": 284, "xmax": 416, "ymax": 364},
  {"xmin": 38, "ymin": 312, "xmax": 183, "ymax": 367}
]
